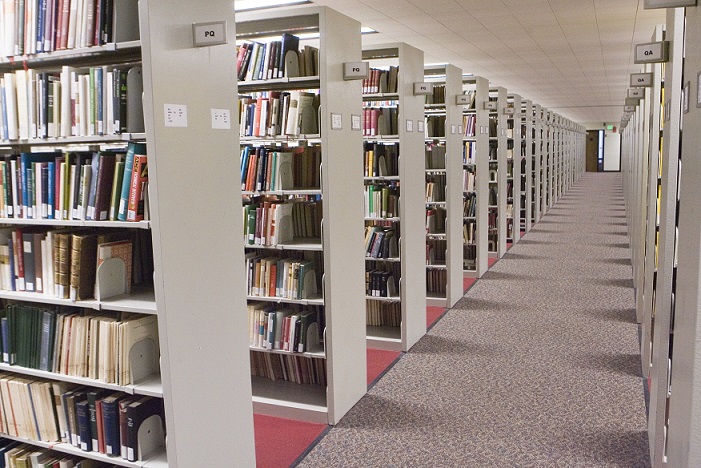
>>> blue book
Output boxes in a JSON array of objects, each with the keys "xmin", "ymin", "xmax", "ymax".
[
  {"xmin": 0, "ymin": 81, "xmax": 7, "ymax": 140},
  {"xmin": 0, "ymin": 317, "xmax": 8, "ymax": 363},
  {"xmin": 36, "ymin": 0, "xmax": 46, "ymax": 53},
  {"xmin": 86, "ymin": 151, "xmax": 101, "ymax": 220},
  {"xmin": 117, "ymin": 142, "xmax": 145, "ymax": 221},
  {"xmin": 102, "ymin": 393, "xmax": 125, "ymax": 456},
  {"xmin": 19, "ymin": 152, "xmax": 58, "ymax": 219},
  {"xmin": 76, "ymin": 399, "xmax": 92, "ymax": 452},
  {"xmin": 96, "ymin": 67, "xmax": 104, "ymax": 135},
  {"xmin": 240, "ymin": 145, "xmax": 250, "ymax": 187},
  {"xmin": 47, "ymin": 161, "xmax": 54, "ymax": 219}
]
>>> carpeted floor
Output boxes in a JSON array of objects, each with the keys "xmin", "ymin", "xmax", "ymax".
[{"xmin": 298, "ymin": 173, "xmax": 650, "ymax": 467}]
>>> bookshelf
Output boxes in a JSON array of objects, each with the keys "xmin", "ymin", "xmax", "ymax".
[
  {"xmin": 542, "ymin": 108, "xmax": 551, "ymax": 214},
  {"xmin": 236, "ymin": 5, "xmax": 367, "ymax": 424},
  {"xmin": 363, "ymin": 42, "xmax": 426, "ymax": 352},
  {"xmin": 506, "ymin": 94, "xmax": 522, "ymax": 244},
  {"xmin": 424, "ymin": 64, "xmax": 463, "ymax": 308},
  {"xmin": 667, "ymin": 5, "xmax": 701, "ymax": 464},
  {"xmin": 522, "ymin": 99, "xmax": 534, "ymax": 233},
  {"xmin": 532, "ymin": 103, "xmax": 542, "ymax": 225},
  {"xmin": 489, "ymin": 86, "xmax": 508, "ymax": 258},
  {"xmin": 141, "ymin": 0, "xmax": 258, "ymax": 464},
  {"xmin": 645, "ymin": 9, "xmax": 683, "ymax": 464},
  {"xmin": 640, "ymin": 26, "xmax": 664, "ymax": 432},
  {"xmin": 0, "ymin": 1, "xmax": 172, "ymax": 466},
  {"xmin": 462, "ymin": 76, "xmax": 489, "ymax": 278}
]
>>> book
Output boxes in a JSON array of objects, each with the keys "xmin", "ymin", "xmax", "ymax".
[
  {"xmin": 69, "ymin": 232, "xmax": 97, "ymax": 301},
  {"xmin": 126, "ymin": 153, "xmax": 147, "ymax": 222},
  {"xmin": 117, "ymin": 142, "xmax": 145, "ymax": 221}
]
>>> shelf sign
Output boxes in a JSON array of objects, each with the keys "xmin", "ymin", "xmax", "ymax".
[
  {"xmin": 192, "ymin": 21, "xmax": 227, "ymax": 47},
  {"xmin": 630, "ymin": 73, "xmax": 653, "ymax": 87},
  {"xmin": 634, "ymin": 41, "xmax": 669, "ymax": 64},
  {"xmin": 456, "ymin": 95, "xmax": 471, "ymax": 105},
  {"xmin": 624, "ymin": 105, "xmax": 635, "ymax": 112},
  {"xmin": 628, "ymin": 88, "xmax": 644, "ymax": 99},
  {"xmin": 413, "ymin": 82, "xmax": 433, "ymax": 96},
  {"xmin": 343, "ymin": 62, "xmax": 369, "ymax": 81},
  {"xmin": 644, "ymin": 0, "xmax": 696, "ymax": 9},
  {"xmin": 483, "ymin": 101, "xmax": 497, "ymax": 111},
  {"xmin": 503, "ymin": 107, "xmax": 515, "ymax": 116}
]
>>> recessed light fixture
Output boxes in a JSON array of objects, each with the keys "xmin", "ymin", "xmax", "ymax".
[
  {"xmin": 235, "ymin": 0, "xmax": 310, "ymax": 12},
  {"xmin": 361, "ymin": 27, "xmax": 377, "ymax": 34}
]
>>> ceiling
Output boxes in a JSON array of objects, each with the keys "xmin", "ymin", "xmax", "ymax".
[{"xmin": 299, "ymin": 0, "xmax": 666, "ymax": 125}]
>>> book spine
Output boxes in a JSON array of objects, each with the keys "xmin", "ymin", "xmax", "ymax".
[{"xmin": 126, "ymin": 154, "xmax": 146, "ymax": 221}]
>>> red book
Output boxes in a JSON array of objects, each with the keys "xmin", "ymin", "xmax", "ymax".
[
  {"xmin": 370, "ymin": 108, "xmax": 378, "ymax": 136},
  {"xmin": 59, "ymin": 0, "xmax": 71, "ymax": 49},
  {"xmin": 236, "ymin": 43, "xmax": 248, "ymax": 76},
  {"xmin": 126, "ymin": 154, "xmax": 147, "ymax": 221},
  {"xmin": 55, "ymin": 0, "xmax": 65, "ymax": 49},
  {"xmin": 253, "ymin": 96, "xmax": 263, "ymax": 137},
  {"xmin": 96, "ymin": 399, "xmax": 106, "ymax": 453},
  {"xmin": 11, "ymin": 229, "xmax": 24, "ymax": 291}
]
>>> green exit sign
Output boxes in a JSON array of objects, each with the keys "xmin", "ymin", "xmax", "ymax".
[{"xmin": 606, "ymin": 125, "xmax": 614, "ymax": 130}]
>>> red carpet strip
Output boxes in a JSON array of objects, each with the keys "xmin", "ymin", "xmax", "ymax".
[
  {"xmin": 426, "ymin": 306, "xmax": 446, "ymax": 329},
  {"xmin": 367, "ymin": 347, "xmax": 402, "ymax": 387},
  {"xmin": 254, "ymin": 414, "xmax": 328, "ymax": 468},
  {"xmin": 463, "ymin": 277, "xmax": 477, "ymax": 293},
  {"xmin": 488, "ymin": 257, "xmax": 498, "ymax": 268}
]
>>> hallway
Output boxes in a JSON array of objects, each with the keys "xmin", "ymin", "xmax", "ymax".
[{"xmin": 299, "ymin": 173, "xmax": 650, "ymax": 466}]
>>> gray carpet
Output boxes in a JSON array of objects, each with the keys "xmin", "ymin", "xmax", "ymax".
[{"xmin": 299, "ymin": 173, "xmax": 650, "ymax": 467}]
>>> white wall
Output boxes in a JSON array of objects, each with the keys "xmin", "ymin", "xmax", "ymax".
[{"xmin": 603, "ymin": 130, "xmax": 621, "ymax": 171}]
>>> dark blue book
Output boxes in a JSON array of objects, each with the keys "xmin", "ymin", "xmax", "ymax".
[
  {"xmin": 19, "ymin": 152, "xmax": 59, "ymax": 219},
  {"xmin": 101, "ymin": 393, "xmax": 125, "ymax": 456},
  {"xmin": 0, "ymin": 316, "xmax": 8, "ymax": 363},
  {"xmin": 47, "ymin": 161, "xmax": 54, "ymax": 219},
  {"xmin": 36, "ymin": 0, "xmax": 47, "ymax": 53},
  {"xmin": 76, "ymin": 399, "xmax": 92, "ymax": 452}
]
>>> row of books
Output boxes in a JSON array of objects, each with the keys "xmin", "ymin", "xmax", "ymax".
[
  {"xmin": 464, "ymin": 170, "xmax": 475, "ymax": 193},
  {"xmin": 0, "ymin": 227, "xmax": 152, "ymax": 301},
  {"xmin": 362, "ymin": 106, "xmax": 398, "ymax": 137},
  {"xmin": 0, "ymin": 375, "xmax": 163, "ymax": 461},
  {"xmin": 236, "ymin": 33, "xmax": 319, "ymax": 82},
  {"xmin": 364, "ymin": 185, "xmax": 399, "ymax": 219},
  {"xmin": 250, "ymin": 350, "xmax": 326, "ymax": 386},
  {"xmin": 365, "ymin": 269, "xmax": 397, "ymax": 298},
  {"xmin": 426, "ymin": 269, "xmax": 446, "ymax": 294},
  {"xmin": 242, "ymin": 199, "xmax": 321, "ymax": 247},
  {"xmin": 464, "ymin": 193, "xmax": 476, "ymax": 217},
  {"xmin": 426, "ymin": 239, "xmax": 446, "ymax": 267},
  {"xmin": 426, "ymin": 208, "xmax": 445, "ymax": 234},
  {"xmin": 463, "ymin": 221, "xmax": 475, "ymax": 244},
  {"xmin": 1, "ymin": 66, "xmax": 142, "ymax": 141},
  {"xmin": 364, "ymin": 142, "xmax": 398, "ymax": 178},
  {"xmin": 0, "ymin": 144, "xmax": 147, "ymax": 222},
  {"xmin": 463, "ymin": 114, "xmax": 476, "ymax": 138},
  {"xmin": 240, "ymin": 145, "xmax": 320, "ymax": 193},
  {"xmin": 425, "ymin": 145, "xmax": 445, "ymax": 170},
  {"xmin": 464, "ymin": 141, "xmax": 476, "ymax": 165},
  {"xmin": 464, "ymin": 244, "xmax": 477, "ymax": 269},
  {"xmin": 362, "ymin": 67, "xmax": 398, "ymax": 95},
  {"xmin": 247, "ymin": 303, "xmax": 321, "ymax": 354},
  {"xmin": 424, "ymin": 84, "xmax": 445, "ymax": 105},
  {"xmin": 365, "ymin": 300, "xmax": 400, "ymax": 327},
  {"xmin": 364, "ymin": 226, "xmax": 398, "ymax": 260},
  {"xmin": 239, "ymin": 91, "xmax": 319, "ymax": 138},
  {"xmin": 0, "ymin": 304, "xmax": 158, "ymax": 386},
  {"xmin": 488, "ymin": 208, "xmax": 498, "ymax": 230},
  {"xmin": 0, "ymin": 0, "xmax": 136, "ymax": 58},
  {"xmin": 245, "ymin": 253, "xmax": 320, "ymax": 301},
  {"xmin": 0, "ymin": 440, "xmax": 106, "ymax": 467},
  {"xmin": 426, "ymin": 177, "xmax": 446, "ymax": 203},
  {"xmin": 425, "ymin": 115, "xmax": 445, "ymax": 138}
]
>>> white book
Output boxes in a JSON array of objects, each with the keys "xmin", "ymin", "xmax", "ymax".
[
  {"xmin": 106, "ymin": 70, "xmax": 114, "ymax": 134},
  {"xmin": 27, "ymin": 69, "xmax": 36, "ymax": 139},
  {"xmin": 284, "ymin": 90, "xmax": 300, "ymax": 136},
  {"xmin": 75, "ymin": 0, "xmax": 86, "ymax": 49},
  {"xmin": 9, "ymin": 158, "xmax": 17, "ymax": 217},
  {"xmin": 27, "ymin": 0, "xmax": 36, "ymax": 55},
  {"xmin": 35, "ymin": 162, "xmax": 43, "ymax": 218},
  {"xmin": 79, "ymin": 74, "xmax": 88, "ymax": 136},
  {"xmin": 1, "ymin": 0, "xmax": 14, "ymax": 57},
  {"xmin": 57, "ymin": 161, "xmax": 65, "ymax": 219},
  {"xmin": 0, "ymin": 78, "xmax": 6, "ymax": 141},
  {"xmin": 60, "ymin": 67, "xmax": 73, "ymax": 137},
  {"xmin": 3, "ymin": 73, "xmax": 17, "ymax": 139},
  {"xmin": 14, "ymin": 70, "xmax": 28, "ymax": 140},
  {"xmin": 67, "ymin": 0, "xmax": 80, "ymax": 49}
]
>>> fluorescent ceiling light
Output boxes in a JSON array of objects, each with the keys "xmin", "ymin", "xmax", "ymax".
[
  {"xmin": 235, "ymin": 0, "xmax": 309, "ymax": 11},
  {"xmin": 361, "ymin": 27, "xmax": 377, "ymax": 34}
]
